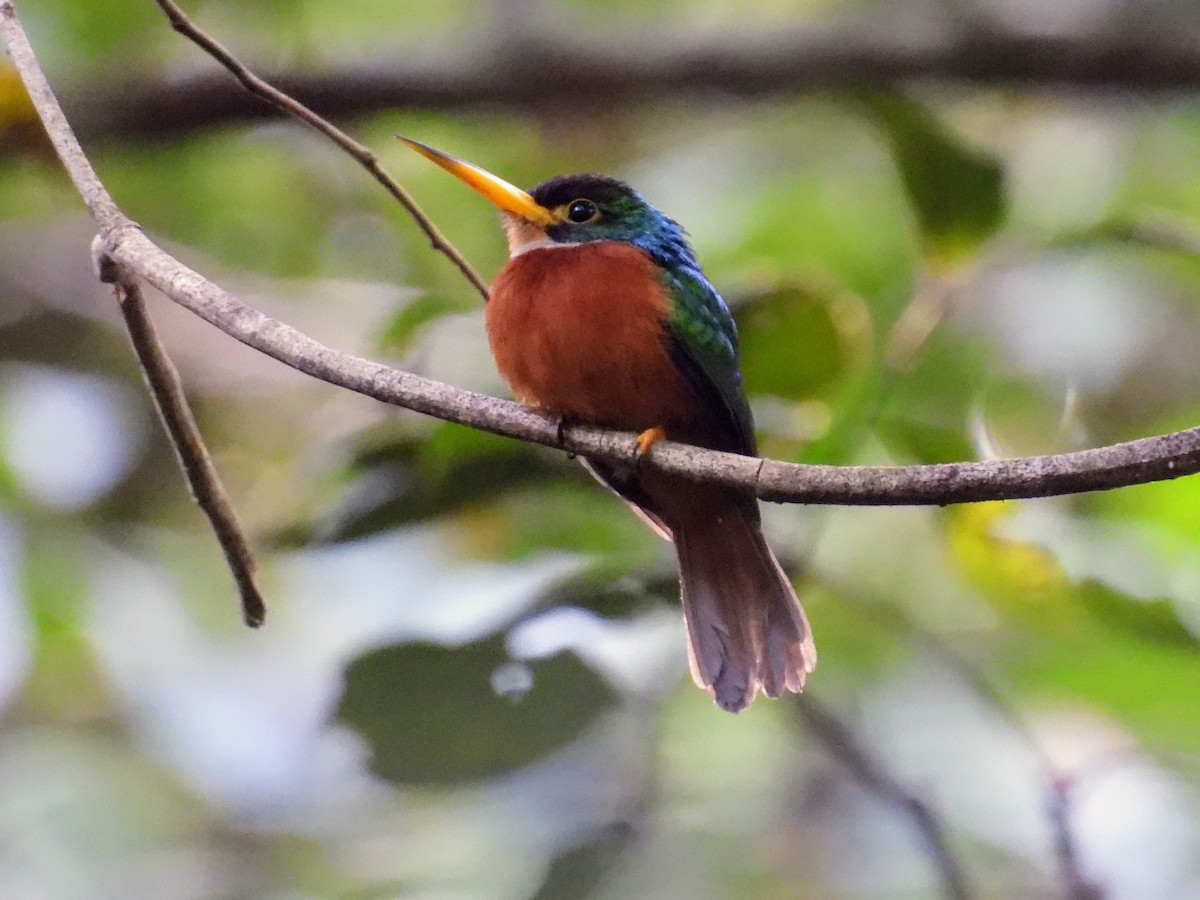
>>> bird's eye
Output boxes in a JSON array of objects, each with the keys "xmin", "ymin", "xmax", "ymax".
[{"xmin": 565, "ymin": 199, "xmax": 599, "ymax": 224}]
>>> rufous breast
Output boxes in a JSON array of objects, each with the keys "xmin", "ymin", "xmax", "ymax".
[{"xmin": 486, "ymin": 241, "xmax": 697, "ymax": 431}]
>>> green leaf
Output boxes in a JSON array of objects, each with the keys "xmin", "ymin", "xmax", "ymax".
[
  {"xmin": 337, "ymin": 636, "xmax": 618, "ymax": 784},
  {"xmin": 857, "ymin": 90, "xmax": 1006, "ymax": 259},
  {"xmin": 532, "ymin": 825, "xmax": 635, "ymax": 900},
  {"xmin": 734, "ymin": 281, "xmax": 871, "ymax": 402},
  {"xmin": 1079, "ymin": 580, "xmax": 1199, "ymax": 650},
  {"xmin": 1009, "ymin": 614, "xmax": 1200, "ymax": 752}
]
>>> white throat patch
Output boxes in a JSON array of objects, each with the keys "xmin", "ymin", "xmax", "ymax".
[
  {"xmin": 502, "ymin": 212, "xmax": 578, "ymax": 258},
  {"xmin": 509, "ymin": 238, "xmax": 579, "ymax": 258}
]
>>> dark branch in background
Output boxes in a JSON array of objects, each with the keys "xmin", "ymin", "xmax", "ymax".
[
  {"xmin": 799, "ymin": 605, "xmax": 1105, "ymax": 898},
  {"xmin": 68, "ymin": 23, "xmax": 1200, "ymax": 143},
  {"xmin": 153, "ymin": 0, "xmax": 488, "ymax": 300},
  {"xmin": 906, "ymin": 626, "xmax": 1103, "ymax": 899},
  {"xmin": 94, "ymin": 244, "xmax": 266, "ymax": 628},
  {"xmin": 793, "ymin": 695, "xmax": 973, "ymax": 900},
  {"xmin": 1048, "ymin": 777, "xmax": 1105, "ymax": 900}
]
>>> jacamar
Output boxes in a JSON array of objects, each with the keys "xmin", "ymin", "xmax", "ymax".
[{"xmin": 401, "ymin": 139, "xmax": 816, "ymax": 712}]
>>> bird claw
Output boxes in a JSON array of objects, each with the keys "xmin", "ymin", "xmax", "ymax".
[
  {"xmin": 555, "ymin": 415, "xmax": 576, "ymax": 459},
  {"xmin": 636, "ymin": 426, "xmax": 666, "ymax": 456}
]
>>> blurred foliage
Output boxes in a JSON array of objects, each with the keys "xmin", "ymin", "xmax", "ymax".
[
  {"xmin": 736, "ymin": 279, "xmax": 872, "ymax": 402},
  {"xmin": 0, "ymin": 63, "xmax": 51, "ymax": 162},
  {"xmin": 530, "ymin": 825, "xmax": 637, "ymax": 900},
  {"xmin": 339, "ymin": 636, "xmax": 618, "ymax": 784},
  {"xmin": 280, "ymin": 425, "xmax": 582, "ymax": 545},
  {"xmin": 5, "ymin": 0, "xmax": 1200, "ymax": 898},
  {"xmin": 858, "ymin": 89, "xmax": 1007, "ymax": 262}
]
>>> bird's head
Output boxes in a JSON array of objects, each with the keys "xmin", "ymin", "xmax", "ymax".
[{"xmin": 399, "ymin": 137, "xmax": 692, "ymax": 265}]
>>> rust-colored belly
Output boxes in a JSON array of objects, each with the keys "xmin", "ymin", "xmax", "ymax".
[{"xmin": 486, "ymin": 242, "xmax": 697, "ymax": 431}]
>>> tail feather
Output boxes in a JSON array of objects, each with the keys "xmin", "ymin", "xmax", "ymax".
[{"xmin": 674, "ymin": 505, "xmax": 816, "ymax": 712}]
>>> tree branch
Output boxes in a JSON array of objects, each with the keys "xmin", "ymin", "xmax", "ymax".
[
  {"xmin": 904, "ymin": 625, "xmax": 1102, "ymax": 899},
  {"xmin": 95, "ymin": 246, "xmax": 266, "ymax": 628},
  {"xmin": 1047, "ymin": 775, "xmax": 1105, "ymax": 900},
  {"xmin": 152, "ymin": 0, "xmax": 488, "ymax": 300},
  {"xmin": 5, "ymin": 0, "xmax": 1200, "ymax": 510},
  {"xmin": 67, "ymin": 23, "xmax": 1200, "ymax": 144},
  {"xmin": 90, "ymin": 224, "xmax": 1200, "ymax": 506},
  {"xmin": 793, "ymin": 694, "xmax": 973, "ymax": 900}
]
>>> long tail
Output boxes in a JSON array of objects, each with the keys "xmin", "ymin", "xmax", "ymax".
[{"xmin": 673, "ymin": 504, "xmax": 816, "ymax": 712}]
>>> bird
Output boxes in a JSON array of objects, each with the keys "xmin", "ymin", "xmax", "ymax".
[{"xmin": 400, "ymin": 138, "xmax": 816, "ymax": 712}]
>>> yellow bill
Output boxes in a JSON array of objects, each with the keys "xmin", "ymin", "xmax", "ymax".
[{"xmin": 398, "ymin": 137, "xmax": 556, "ymax": 228}]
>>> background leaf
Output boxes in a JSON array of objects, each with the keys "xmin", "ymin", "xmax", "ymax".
[
  {"xmin": 337, "ymin": 636, "xmax": 619, "ymax": 784},
  {"xmin": 858, "ymin": 89, "xmax": 1007, "ymax": 260}
]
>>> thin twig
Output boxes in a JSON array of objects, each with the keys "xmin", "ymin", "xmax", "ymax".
[
  {"xmin": 884, "ymin": 267, "xmax": 968, "ymax": 374},
  {"xmin": 1048, "ymin": 777, "xmax": 1105, "ymax": 900},
  {"xmin": 6, "ymin": 0, "xmax": 1200, "ymax": 511},
  {"xmin": 96, "ymin": 246, "xmax": 266, "ymax": 627},
  {"xmin": 909, "ymin": 628, "xmax": 1102, "ymax": 899},
  {"xmin": 0, "ymin": 6, "xmax": 122, "ymax": 231},
  {"xmin": 793, "ymin": 694, "xmax": 973, "ymax": 900},
  {"xmin": 152, "ymin": 0, "xmax": 489, "ymax": 300}
]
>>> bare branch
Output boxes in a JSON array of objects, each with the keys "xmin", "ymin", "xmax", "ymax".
[
  {"xmin": 67, "ymin": 24, "xmax": 1200, "ymax": 144},
  {"xmin": 793, "ymin": 694, "xmax": 973, "ymax": 900},
  {"xmin": 95, "ymin": 245, "xmax": 266, "ymax": 627},
  {"xmin": 151, "ymin": 0, "xmax": 488, "ymax": 300},
  {"xmin": 6, "ymin": 0, "xmax": 1200, "ymax": 512}
]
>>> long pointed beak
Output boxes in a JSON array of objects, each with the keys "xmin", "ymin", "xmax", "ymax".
[{"xmin": 398, "ymin": 137, "xmax": 556, "ymax": 228}]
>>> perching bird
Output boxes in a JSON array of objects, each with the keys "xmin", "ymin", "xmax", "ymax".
[{"xmin": 401, "ymin": 138, "xmax": 816, "ymax": 712}]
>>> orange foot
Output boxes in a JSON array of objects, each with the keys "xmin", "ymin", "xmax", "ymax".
[{"xmin": 636, "ymin": 425, "xmax": 667, "ymax": 455}]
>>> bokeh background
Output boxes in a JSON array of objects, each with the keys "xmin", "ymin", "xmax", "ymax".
[{"xmin": 4, "ymin": 0, "xmax": 1200, "ymax": 897}]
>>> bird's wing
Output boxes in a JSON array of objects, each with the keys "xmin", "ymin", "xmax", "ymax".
[
  {"xmin": 659, "ymin": 266, "xmax": 757, "ymax": 456},
  {"xmin": 583, "ymin": 266, "xmax": 755, "ymax": 537}
]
